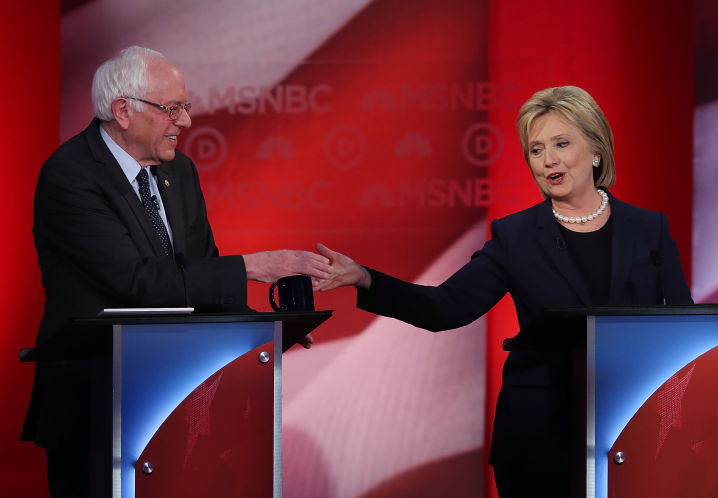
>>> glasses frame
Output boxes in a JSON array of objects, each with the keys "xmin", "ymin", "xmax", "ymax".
[{"xmin": 124, "ymin": 96, "xmax": 191, "ymax": 120}]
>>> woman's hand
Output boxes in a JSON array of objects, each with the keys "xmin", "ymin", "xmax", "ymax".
[{"xmin": 313, "ymin": 243, "xmax": 372, "ymax": 291}]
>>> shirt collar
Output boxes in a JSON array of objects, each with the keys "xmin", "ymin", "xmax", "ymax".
[{"xmin": 99, "ymin": 123, "xmax": 144, "ymax": 183}]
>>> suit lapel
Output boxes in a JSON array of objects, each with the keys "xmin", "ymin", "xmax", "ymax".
[
  {"xmin": 85, "ymin": 120, "xmax": 136, "ymax": 196},
  {"xmin": 533, "ymin": 198, "xmax": 592, "ymax": 304},
  {"xmin": 84, "ymin": 120, "xmax": 173, "ymax": 257},
  {"xmin": 154, "ymin": 165, "xmax": 186, "ymax": 256},
  {"xmin": 120, "ymin": 188, "xmax": 170, "ymax": 256},
  {"xmin": 607, "ymin": 195, "xmax": 636, "ymax": 304}
]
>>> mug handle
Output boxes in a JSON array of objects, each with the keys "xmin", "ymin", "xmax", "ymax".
[{"xmin": 269, "ymin": 281, "xmax": 281, "ymax": 311}]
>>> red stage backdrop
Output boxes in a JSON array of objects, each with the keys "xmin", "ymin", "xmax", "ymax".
[
  {"xmin": 486, "ymin": 2, "xmax": 693, "ymax": 496},
  {"xmin": 0, "ymin": 1, "xmax": 703, "ymax": 497},
  {"xmin": 693, "ymin": 1, "xmax": 718, "ymax": 303},
  {"xmin": 0, "ymin": 1, "xmax": 59, "ymax": 496},
  {"xmin": 60, "ymin": 0, "xmax": 490, "ymax": 496}
]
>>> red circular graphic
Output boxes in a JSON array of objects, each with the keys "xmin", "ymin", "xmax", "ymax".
[
  {"xmin": 184, "ymin": 126, "xmax": 228, "ymax": 172},
  {"xmin": 461, "ymin": 122, "xmax": 504, "ymax": 167},
  {"xmin": 324, "ymin": 125, "xmax": 366, "ymax": 169}
]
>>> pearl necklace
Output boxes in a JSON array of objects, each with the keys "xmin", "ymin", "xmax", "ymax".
[{"xmin": 552, "ymin": 188, "xmax": 609, "ymax": 224}]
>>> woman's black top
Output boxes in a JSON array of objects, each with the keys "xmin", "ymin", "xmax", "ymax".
[{"xmin": 557, "ymin": 217, "xmax": 613, "ymax": 305}]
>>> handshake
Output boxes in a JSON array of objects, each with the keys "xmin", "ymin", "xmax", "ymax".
[
  {"xmin": 245, "ymin": 243, "xmax": 371, "ymax": 291},
  {"xmin": 254, "ymin": 244, "xmax": 371, "ymax": 350}
]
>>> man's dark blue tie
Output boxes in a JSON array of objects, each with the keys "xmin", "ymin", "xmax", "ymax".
[{"xmin": 136, "ymin": 168, "xmax": 172, "ymax": 256}]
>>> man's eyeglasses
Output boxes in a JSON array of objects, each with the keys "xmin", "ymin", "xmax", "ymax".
[{"xmin": 125, "ymin": 96, "xmax": 191, "ymax": 120}]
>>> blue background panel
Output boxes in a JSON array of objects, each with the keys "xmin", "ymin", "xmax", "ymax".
[
  {"xmin": 118, "ymin": 321, "xmax": 275, "ymax": 498},
  {"xmin": 594, "ymin": 315, "xmax": 718, "ymax": 498}
]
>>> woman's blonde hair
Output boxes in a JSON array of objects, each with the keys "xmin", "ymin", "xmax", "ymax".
[{"xmin": 516, "ymin": 86, "xmax": 615, "ymax": 188}]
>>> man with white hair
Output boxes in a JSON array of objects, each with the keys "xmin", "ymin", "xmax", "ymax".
[{"xmin": 21, "ymin": 46, "xmax": 330, "ymax": 497}]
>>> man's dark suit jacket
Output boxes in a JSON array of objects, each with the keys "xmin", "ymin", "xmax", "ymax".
[
  {"xmin": 22, "ymin": 119, "xmax": 250, "ymax": 451},
  {"xmin": 356, "ymin": 191, "xmax": 693, "ymax": 471}
]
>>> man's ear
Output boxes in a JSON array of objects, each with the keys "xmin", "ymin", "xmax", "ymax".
[{"xmin": 111, "ymin": 98, "xmax": 132, "ymax": 130}]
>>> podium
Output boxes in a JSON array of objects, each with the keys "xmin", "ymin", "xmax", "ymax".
[
  {"xmin": 506, "ymin": 305, "xmax": 718, "ymax": 498},
  {"xmin": 24, "ymin": 311, "xmax": 331, "ymax": 498}
]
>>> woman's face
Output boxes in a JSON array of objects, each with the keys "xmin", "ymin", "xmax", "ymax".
[{"xmin": 527, "ymin": 112, "xmax": 598, "ymax": 202}]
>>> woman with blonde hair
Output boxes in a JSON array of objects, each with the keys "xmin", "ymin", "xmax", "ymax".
[{"xmin": 314, "ymin": 86, "xmax": 692, "ymax": 497}]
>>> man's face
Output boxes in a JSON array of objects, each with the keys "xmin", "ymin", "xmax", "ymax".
[{"xmin": 127, "ymin": 59, "xmax": 192, "ymax": 166}]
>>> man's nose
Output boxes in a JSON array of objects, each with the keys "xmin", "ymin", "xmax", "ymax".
[{"xmin": 176, "ymin": 107, "xmax": 191, "ymax": 128}]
